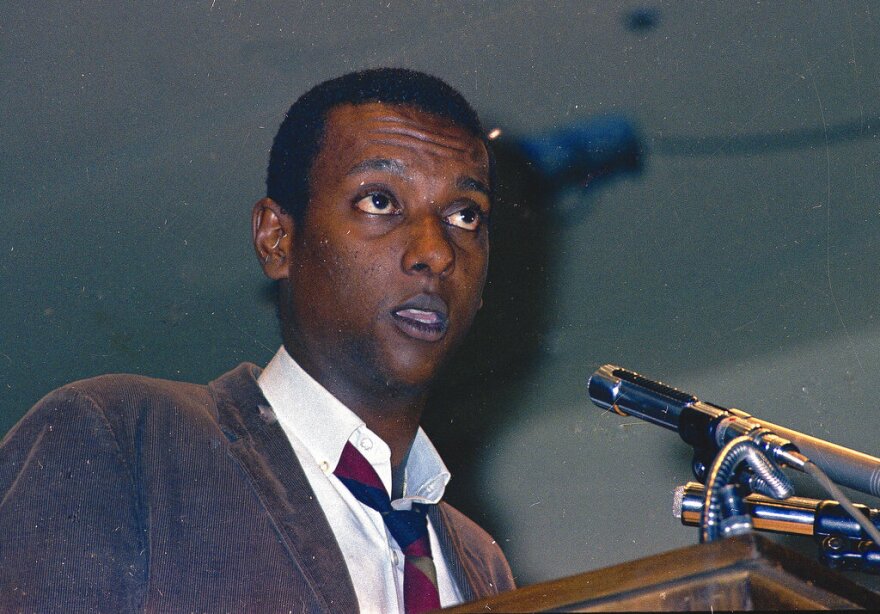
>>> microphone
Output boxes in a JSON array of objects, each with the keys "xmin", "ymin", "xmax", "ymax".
[
  {"xmin": 674, "ymin": 481, "xmax": 880, "ymax": 542},
  {"xmin": 674, "ymin": 481, "xmax": 818, "ymax": 536},
  {"xmin": 588, "ymin": 364, "xmax": 880, "ymax": 497}
]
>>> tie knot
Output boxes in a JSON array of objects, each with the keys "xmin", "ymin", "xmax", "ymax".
[
  {"xmin": 334, "ymin": 440, "xmax": 392, "ymax": 509},
  {"xmin": 334, "ymin": 442, "xmax": 431, "ymax": 548},
  {"xmin": 333, "ymin": 441, "xmax": 441, "ymax": 613},
  {"xmin": 333, "ymin": 442, "xmax": 428, "ymax": 554}
]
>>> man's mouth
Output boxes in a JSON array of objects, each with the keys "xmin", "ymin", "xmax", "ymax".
[{"xmin": 391, "ymin": 295, "xmax": 449, "ymax": 342}]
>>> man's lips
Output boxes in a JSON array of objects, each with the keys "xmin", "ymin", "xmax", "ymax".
[{"xmin": 391, "ymin": 294, "xmax": 449, "ymax": 342}]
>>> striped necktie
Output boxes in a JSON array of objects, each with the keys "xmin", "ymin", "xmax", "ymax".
[{"xmin": 334, "ymin": 441, "xmax": 441, "ymax": 614}]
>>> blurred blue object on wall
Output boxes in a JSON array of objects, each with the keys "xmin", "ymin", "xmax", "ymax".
[{"xmin": 518, "ymin": 115, "xmax": 642, "ymax": 188}]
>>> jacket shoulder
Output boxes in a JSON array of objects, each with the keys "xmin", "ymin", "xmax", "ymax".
[
  {"xmin": 5, "ymin": 364, "xmax": 261, "ymax": 448},
  {"xmin": 60, "ymin": 372, "xmax": 211, "ymax": 410}
]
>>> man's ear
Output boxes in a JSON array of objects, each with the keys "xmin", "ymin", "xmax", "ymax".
[{"xmin": 252, "ymin": 197, "xmax": 294, "ymax": 280}]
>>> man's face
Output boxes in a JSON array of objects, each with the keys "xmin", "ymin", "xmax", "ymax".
[{"xmin": 282, "ymin": 102, "xmax": 490, "ymax": 396}]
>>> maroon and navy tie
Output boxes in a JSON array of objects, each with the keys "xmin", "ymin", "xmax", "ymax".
[{"xmin": 334, "ymin": 441, "xmax": 441, "ymax": 614}]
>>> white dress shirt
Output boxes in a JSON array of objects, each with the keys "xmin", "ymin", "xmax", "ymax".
[{"xmin": 257, "ymin": 346, "xmax": 463, "ymax": 613}]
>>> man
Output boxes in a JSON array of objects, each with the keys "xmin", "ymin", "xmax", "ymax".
[{"xmin": 0, "ymin": 69, "xmax": 515, "ymax": 612}]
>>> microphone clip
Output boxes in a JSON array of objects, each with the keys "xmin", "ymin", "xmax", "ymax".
[{"xmin": 713, "ymin": 412, "xmax": 809, "ymax": 472}]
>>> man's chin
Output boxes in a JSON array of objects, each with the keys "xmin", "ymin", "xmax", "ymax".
[
  {"xmin": 374, "ymin": 354, "xmax": 450, "ymax": 399},
  {"xmin": 338, "ymin": 332, "xmax": 457, "ymax": 399},
  {"xmin": 379, "ymin": 353, "xmax": 438, "ymax": 386}
]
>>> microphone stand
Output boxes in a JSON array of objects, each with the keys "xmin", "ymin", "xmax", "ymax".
[
  {"xmin": 676, "ymin": 481, "xmax": 880, "ymax": 574},
  {"xmin": 588, "ymin": 364, "xmax": 880, "ymax": 568}
]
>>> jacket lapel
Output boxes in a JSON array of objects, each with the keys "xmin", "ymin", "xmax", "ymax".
[
  {"xmin": 429, "ymin": 503, "xmax": 477, "ymax": 603},
  {"xmin": 209, "ymin": 364, "xmax": 359, "ymax": 613}
]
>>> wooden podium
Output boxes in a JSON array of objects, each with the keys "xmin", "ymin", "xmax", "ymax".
[{"xmin": 445, "ymin": 533, "xmax": 880, "ymax": 611}]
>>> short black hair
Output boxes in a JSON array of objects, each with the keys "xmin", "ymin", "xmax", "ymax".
[{"xmin": 266, "ymin": 68, "xmax": 491, "ymax": 222}]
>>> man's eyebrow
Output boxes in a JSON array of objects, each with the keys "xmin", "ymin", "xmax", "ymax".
[
  {"xmin": 457, "ymin": 176, "xmax": 490, "ymax": 196},
  {"xmin": 345, "ymin": 159, "xmax": 489, "ymax": 196},
  {"xmin": 345, "ymin": 158, "xmax": 406, "ymax": 177}
]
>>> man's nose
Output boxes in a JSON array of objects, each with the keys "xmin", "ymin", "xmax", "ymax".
[{"xmin": 402, "ymin": 216, "xmax": 454, "ymax": 278}]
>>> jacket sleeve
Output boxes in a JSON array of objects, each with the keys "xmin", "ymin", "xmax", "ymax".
[{"xmin": 0, "ymin": 387, "xmax": 147, "ymax": 613}]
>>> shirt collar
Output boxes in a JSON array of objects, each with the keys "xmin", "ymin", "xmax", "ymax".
[{"xmin": 257, "ymin": 346, "xmax": 451, "ymax": 505}]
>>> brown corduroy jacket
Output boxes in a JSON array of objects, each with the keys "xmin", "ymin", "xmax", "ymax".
[{"xmin": 0, "ymin": 363, "xmax": 514, "ymax": 612}]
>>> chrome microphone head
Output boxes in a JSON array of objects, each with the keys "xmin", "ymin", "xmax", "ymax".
[{"xmin": 588, "ymin": 364, "xmax": 697, "ymax": 432}]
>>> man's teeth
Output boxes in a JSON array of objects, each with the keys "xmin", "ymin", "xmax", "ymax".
[{"xmin": 396, "ymin": 308, "xmax": 441, "ymax": 324}]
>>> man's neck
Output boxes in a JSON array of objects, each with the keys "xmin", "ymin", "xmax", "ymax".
[
  {"xmin": 324, "ymin": 387, "xmax": 424, "ymax": 469},
  {"xmin": 353, "ymin": 400, "xmax": 423, "ymax": 470},
  {"xmin": 391, "ymin": 450, "xmax": 410, "ymax": 499},
  {"xmin": 284, "ymin": 342, "xmax": 427, "ymax": 469}
]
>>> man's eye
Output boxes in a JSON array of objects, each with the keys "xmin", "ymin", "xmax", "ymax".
[
  {"xmin": 354, "ymin": 193, "xmax": 399, "ymax": 215},
  {"xmin": 445, "ymin": 207, "xmax": 482, "ymax": 231}
]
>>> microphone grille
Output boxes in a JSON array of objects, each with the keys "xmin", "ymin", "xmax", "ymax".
[{"xmin": 612, "ymin": 367, "xmax": 697, "ymax": 405}]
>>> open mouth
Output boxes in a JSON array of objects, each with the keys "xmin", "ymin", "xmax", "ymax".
[{"xmin": 391, "ymin": 295, "xmax": 449, "ymax": 342}]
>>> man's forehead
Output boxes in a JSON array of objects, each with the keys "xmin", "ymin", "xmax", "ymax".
[{"xmin": 322, "ymin": 102, "xmax": 489, "ymax": 169}]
